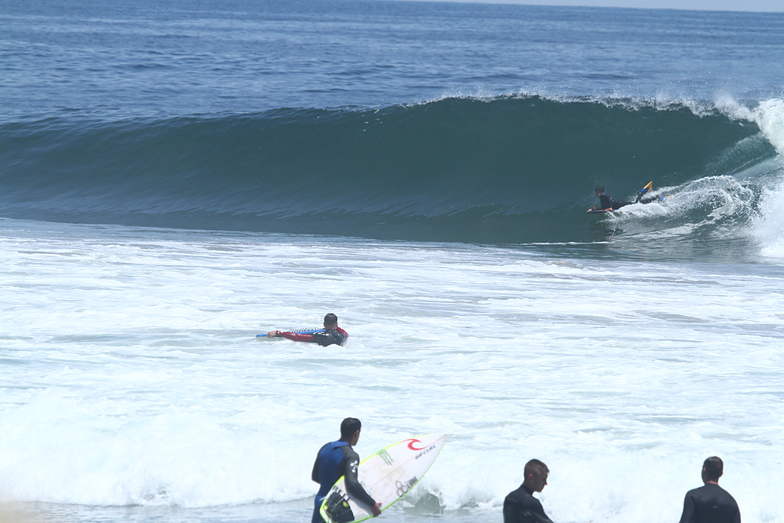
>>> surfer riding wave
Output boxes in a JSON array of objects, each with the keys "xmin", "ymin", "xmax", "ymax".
[{"xmin": 589, "ymin": 182, "xmax": 662, "ymax": 213}]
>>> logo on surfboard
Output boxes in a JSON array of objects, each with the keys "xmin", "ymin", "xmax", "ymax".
[
  {"xmin": 404, "ymin": 438, "xmax": 438, "ymax": 460},
  {"xmin": 377, "ymin": 449, "xmax": 394, "ymax": 465},
  {"xmin": 404, "ymin": 438, "xmax": 426, "ymax": 451}
]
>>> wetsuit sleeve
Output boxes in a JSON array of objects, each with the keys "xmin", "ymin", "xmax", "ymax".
[
  {"xmin": 342, "ymin": 448, "xmax": 376, "ymax": 509},
  {"xmin": 312, "ymin": 443, "xmax": 326, "ymax": 483},
  {"xmin": 312, "ymin": 454, "xmax": 320, "ymax": 483},
  {"xmin": 523, "ymin": 500, "xmax": 554, "ymax": 523},
  {"xmin": 279, "ymin": 331, "xmax": 316, "ymax": 343},
  {"xmin": 503, "ymin": 493, "xmax": 553, "ymax": 523},
  {"xmin": 679, "ymin": 492, "xmax": 695, "ymax": 523},
  {"xmin": 503, "ymin": 504, "xmax": 554, "ymax": 523},
  {"xmin": 524, "ymin": 512, "xmax": 554, "ymax": 523}
]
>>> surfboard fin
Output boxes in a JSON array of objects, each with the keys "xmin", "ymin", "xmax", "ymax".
[{"xmin": 323, "ymin": 492, "xmax": 355, "ymax": 523}]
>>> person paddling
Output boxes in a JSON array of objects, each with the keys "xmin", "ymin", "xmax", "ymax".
[{"xmin": 268, "ymin": 312, "xmax": 348, "ymax": 346}]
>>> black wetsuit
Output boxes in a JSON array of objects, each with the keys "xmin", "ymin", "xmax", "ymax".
[
  {"xmin": 597, "ymin": 191, "xmax": 633, "ymax": 210},
  {"xmin": 679, "ymin": 484, "xmax": 741, "ymax": 523},
  {"xmin": 503, "ymin": 485, "xmax": 554, "ymax": 523},
  {"xmin": 312, "ymin": 328, "xmax": 348, "ymax": 347},
  {"xmin": 311, "ymin": 440, "xmax": 376, "ymax": 523}
]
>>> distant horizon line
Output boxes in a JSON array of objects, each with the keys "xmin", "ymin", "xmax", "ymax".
[{"xmin": 378, "ymin": 0, "xmax": 784, "ymax": 15}]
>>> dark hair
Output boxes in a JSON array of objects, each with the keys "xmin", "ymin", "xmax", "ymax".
[
  {"xmin": 340, "ymin": 417, "xmax": 361, "ymax": 439},
  {"xmin": 595, "ymin": 186, "xmax": 605, "ymax": 193},
  {"xmin": 524, "ymin": 459, "xmax": 549, "ymax": 478},
  {"xmin": 324, "ymin": 313, "xmax": 338, "ymax": 326},
  {"xmin": 703, "ymin": 456, "xmax": 724, "ymax": 481}
]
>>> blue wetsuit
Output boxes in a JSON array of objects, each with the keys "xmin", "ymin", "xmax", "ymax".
[{"xmin": 311, "ymin": 440, "xmax": 376, "ymax": 523}]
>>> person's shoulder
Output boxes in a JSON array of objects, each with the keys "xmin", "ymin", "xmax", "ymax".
[
  {"xmin": 332, "ymin": 327, "xmax": 348, "ymax": 344},
  {"xmin": 686, "ymin": 483, "xmax": 736, "ymax": 501},
  {"xmin": 318, "ymin": 440, "xmax": 336, "ymax": 451},
  {"xmin": 710, "ymin": 484, "xmax": 739, "ymax": 504},
  {"xmin": 319, "ymin": 439, "xmax": 346, "ymax": 452},
  {"xmin": 701, "ymin": 483, "xmax": 731, "ymax": 494},
  {"xmin": 504, "ymin": 485, "xmax": 532, "ymax": 504},
  {"xmin": 684, "ymin": 484, "xmax": 708, "ymax": 497},
  {"xmin": 315, "ymin": 441, "xmax": 333, "ymax": 459},
  {"xmin": 343, "ymin": 444, "xmax": 359, "ymax": 457}
]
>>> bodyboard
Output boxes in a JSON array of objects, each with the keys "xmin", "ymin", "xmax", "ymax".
[{"xmin": 256, "ymin": 328, "xmax": 325, "ymax": 338}]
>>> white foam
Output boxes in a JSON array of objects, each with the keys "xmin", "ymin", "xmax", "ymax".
[
  {"xmin": 1, "ymin": 219, "xmax": 784, "ymax": 522},
  {"xmin": 752, "ymin": 177, "xmax": 784, "ymax": 258},
  {"xmin": 743, "ymin": 98, "xmax": 784, "ymax": 256},
  {"xmin": 753, "ymin": 99, "xmax": 784, "ymax": 156}
]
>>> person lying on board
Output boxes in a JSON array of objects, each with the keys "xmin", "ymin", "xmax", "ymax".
[
  {"xmin": 594, "ymin": 184, "xmax": 658, "ymax": 211},
  {"xmin": 267, "ymin": 312, "xmax": 348, "ymax": 346},
  {"xmin": 594, "ymin": 186, "xmax": 635, "ymax": 210}
]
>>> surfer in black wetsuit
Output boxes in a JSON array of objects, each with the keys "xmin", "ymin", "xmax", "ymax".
[
  {"xmin": 503, "ymin": 459, "xmax": 554, "ymax": 523},
  {"xmin": 595, "ymin": 186, "xmax": 635, "ymax": 210},
  {"xmin": 594, "ymin": 185, "xmax": 658, "ymax": 210},
  {"xmin": 679, "ymin": 456, "xmax": 740, "ymax": 523},
  {"xmin": 268, "ymin": 313, "xmax": 348, "ymax": 346},
  {"xmin": 311, "ymin": 417, "xmax": 382, "ymax": 523}
]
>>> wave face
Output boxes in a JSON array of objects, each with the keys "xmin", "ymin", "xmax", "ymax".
[{"xmin": 0, "ymin": 96, "xmax": 780, "ymax": 246}]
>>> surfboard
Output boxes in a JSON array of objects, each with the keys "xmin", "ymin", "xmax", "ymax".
[
  {"xmin": 256, "ymin": 328, "xmax": 325, "ymax": 338},
  {"xmin": 319, "ymin": 433, "xmax": 447, "ymax": 523}
]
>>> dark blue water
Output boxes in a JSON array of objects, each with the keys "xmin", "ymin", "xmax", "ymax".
[
  {"xmin": 3, "ymin": 0, "xmax": 784, "ymax": 118},
  {"xmin": 2, "ymin": 0, "xmax": 784, "ymax": 258}
]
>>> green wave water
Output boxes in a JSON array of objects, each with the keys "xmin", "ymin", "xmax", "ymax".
[{"xmin": 0, "ymin": 96, "xmax": 779, "ymax": 247}]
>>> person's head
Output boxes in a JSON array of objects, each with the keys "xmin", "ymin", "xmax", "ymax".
[
  {"xmin": 522, "ymin": 459, "xmax": 549, "ymax": 493},
  {"xmin": 701, "ymin": 456, "xmax": 724, "ymax": 484},
  {"xmin": 324, "ymin": 313, "xmax": 339, "ymax": 329},
  {"xmin": 340, "ymin": 417, "xmax": 362, "ymax": 445},
  {"xmin": 595, "ymin": 186, "xmax": 605, "ymax": 196}
]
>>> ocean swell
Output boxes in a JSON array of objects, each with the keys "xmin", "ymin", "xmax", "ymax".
[{"xmin": 0, "ymin": 95, "xmax": 779, "ymax": 245}]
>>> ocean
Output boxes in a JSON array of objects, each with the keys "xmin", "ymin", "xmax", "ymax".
[{"xmin": 1, "ymin": 1, "xmax": 783, "ymax": 522}]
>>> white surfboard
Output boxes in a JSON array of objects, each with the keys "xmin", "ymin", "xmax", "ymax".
[{"xmin": 319, "ymin": 433, "xmax": 447, "ymax": 523}]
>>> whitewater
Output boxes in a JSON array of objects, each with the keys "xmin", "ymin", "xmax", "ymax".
[
  {"xmin": 2, "ymin": 1, "xmax": 784, "ymax": 522},
  {"xmin": 2, "ymin": 219, "xmax": 783, "ymax": 523}
]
